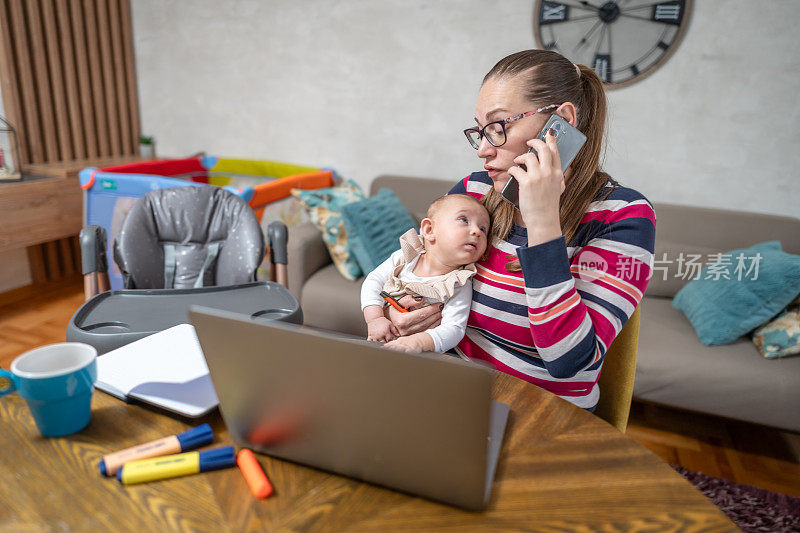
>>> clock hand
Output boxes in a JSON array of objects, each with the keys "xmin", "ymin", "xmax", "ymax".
[
  {"xmin": 592, "ymin": 24, "xmax": 608, "ymax": 59},
  {"xmin": 578, "ymin": 0, "xmax": 601, "ymax": 10},
  {"xmin": 558, "ymin": 1, "xmax": 603, "ymax": 13},
  {"xmin": 618, "ymin": 13, "xmax": 660, "ymax": 22},
  {"xmin": 567, "ymin": 14, "xmax": 604, "ymax": 22},
  {"xmin": 573, "ymin": 19, "xmax": 603, "ymax": 53},
  {"xmin": 620, "ymin": 1, "xmax": 662, "ymax": 11}
]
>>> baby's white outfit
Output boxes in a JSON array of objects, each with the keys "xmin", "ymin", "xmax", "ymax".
[{"xmin": 360, "ymin": 229, "xmax": 477, "ymax": 353}]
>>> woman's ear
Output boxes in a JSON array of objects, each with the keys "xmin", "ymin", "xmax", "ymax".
[
  {"xmin": 420, "ymin": 217, "xmax": 435, "ymax": 244},
  {"xmin": 557, "ymin": 102, "xmax": 577, "ymax": 126}
]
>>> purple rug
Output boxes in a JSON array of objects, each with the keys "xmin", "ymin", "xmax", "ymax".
[{"xmin": 672, "ymin": 465, "xmax": 800, "ymax": 532}]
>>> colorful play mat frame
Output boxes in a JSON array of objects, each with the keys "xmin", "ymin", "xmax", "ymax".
[{"xmin": 79, "ymin": 155, "xmax": 334, "ymax": 289}]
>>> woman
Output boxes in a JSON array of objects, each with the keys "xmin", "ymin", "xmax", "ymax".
[{"xmin": 389, "ymin": 50, "xmax": 655, "ymax": 411}]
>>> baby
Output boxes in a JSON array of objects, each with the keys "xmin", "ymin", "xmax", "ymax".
[{"xmin": 360, "ymin": 193, "xmax": 490, "ymax": 353}]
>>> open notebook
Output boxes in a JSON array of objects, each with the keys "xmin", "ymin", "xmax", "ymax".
[{"xmin": 95, "ymin": 324, "xmax": 218, "ymax": 417}]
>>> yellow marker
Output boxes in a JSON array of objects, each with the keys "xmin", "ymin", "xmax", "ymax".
[{"xmin": 117, "ymin": 446, "xmax": 235, "ymax": 485}]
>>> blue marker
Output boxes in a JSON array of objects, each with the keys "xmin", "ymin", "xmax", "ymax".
[{"xmin": 99, "ymin": 423, "xmax": 214, "ymax": 476}]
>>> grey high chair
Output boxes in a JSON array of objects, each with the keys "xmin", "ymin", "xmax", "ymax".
[{"xmin": 68, "ymin": 186, "xmax": 301, "ymax": 354}]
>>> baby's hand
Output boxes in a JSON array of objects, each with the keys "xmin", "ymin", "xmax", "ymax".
[
  {"xmin": 383, "ymin": 336, "xmax": 424, "ymax": 354},
  {"xmin": 367, "ymin": 317, "xmax": 398, "ymax": 343}
]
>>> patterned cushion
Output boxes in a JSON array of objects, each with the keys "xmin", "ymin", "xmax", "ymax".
[
  {"xmin": 752, "ymin": 297, "xmax": 800, "ymax": 359},
  {"xmin": 341, "ymin": 189, "xmax": 418, "ymax": 274},
  {"xmin": 291, "ymin": 180, "xmax": 365, "ymax": 281}
]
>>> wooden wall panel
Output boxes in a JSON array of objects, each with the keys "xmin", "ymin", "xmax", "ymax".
[
  {"xmin": 96, "ymin": 0, "xmax": 120, "ymax": 155},
  {"xmin": 108, "ymin": 0, "xmax": 131, "ymax": 154},
  {"xmin": 54, "ymin": 0, "xmax": 86, "ymax": 160},
  {"xmin": 119, "ymin": 0, "xmax": 139, "ymax": 153},
  {"xmin": 0, "ymin": 0, "xmax": 140, "ymax": 164},
  {"xmin": 82, "ymin": 0, "xmax": 110, "ymax": 157},
  {"xmin": 41, "ymin": 0, "xmax": 73, "ymax": 161},
  {"xmin": 69, "ymin": 1, "xmax": 98, "ymax": 159},
  {"xmin": 7, "ymin": 0, "xmax": 43, "ymax": 163},
  {"xmin": 0, "ymin": 1, "xmax": 25, "ymax": 161},
  {"xmin": 0, "ymin": 0, "xmax": 140, "ymax": 283},
  {"xmin": 25, "ymin": 0, "xmax": 59, "ymax": 162}
]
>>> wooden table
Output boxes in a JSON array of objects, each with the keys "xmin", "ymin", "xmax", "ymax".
[{"xmin": 0, "ymin": 372, "xmax": 735, "ymax": 531}]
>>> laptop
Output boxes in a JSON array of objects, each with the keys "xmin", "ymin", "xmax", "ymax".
[{"xmin": 188, "ymin": 306, "xmax": 509, "ymax": 511}]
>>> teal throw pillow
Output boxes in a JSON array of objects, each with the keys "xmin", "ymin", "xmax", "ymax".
[
  {"xmin": 291, "ymin": 180, "xmax": 365, "ymax": 281},
  {"xmin": 341, "ymin": 189, "xmax": 418, "ymax": 273},
  {"xmin": 672, "ymin": 241, "xmax": 800, "ymax": 345}
]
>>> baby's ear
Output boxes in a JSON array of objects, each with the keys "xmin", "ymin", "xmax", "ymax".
[{"xmin": 420, "ymin": 217, "xmax": 435, "ymax": 243}]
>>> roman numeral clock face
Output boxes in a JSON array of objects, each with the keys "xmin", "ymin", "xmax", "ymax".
[{"xmin": 533, "ymin": 0, "xmax": 692, "ymax": 88}]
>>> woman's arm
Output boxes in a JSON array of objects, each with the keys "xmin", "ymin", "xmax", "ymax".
[{"xmin": 518, "ymin": 199, "xmax": 656, "ymax": 378}]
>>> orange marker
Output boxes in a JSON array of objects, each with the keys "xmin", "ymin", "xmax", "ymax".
[
  {"xmin": 236, "ymin": 448, "xmax": 273, "ymax": 499},
  {"xmin": 380, "ymin": 291, "xmax": 409, "ymax": 313}
]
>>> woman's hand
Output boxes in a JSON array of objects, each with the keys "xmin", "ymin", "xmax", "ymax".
[
  {"xmin": 383, "ymin": 335, "xmax": 424, "ymax": 353},
  {"xmin": 384, "ymin": 295, "xmax": 443, "ymax": 336},
  {"xmin": 508, "ymin": 129, "xmax": 565, "ymax": 246}
]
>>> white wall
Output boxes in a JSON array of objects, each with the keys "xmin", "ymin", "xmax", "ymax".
[{"xmin": 132, "ymin": 0, "xmax": 800, "ymax": 217}]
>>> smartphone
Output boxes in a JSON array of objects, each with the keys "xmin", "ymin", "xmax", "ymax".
[{"xmin": 500, "ymin": 114, "xmax": 587, "ymax": 207}]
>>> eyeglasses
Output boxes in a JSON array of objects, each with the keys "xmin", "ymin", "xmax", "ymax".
[{"xmin": 464, "ymin": 104, "xmax": 559, "ymax": 150}]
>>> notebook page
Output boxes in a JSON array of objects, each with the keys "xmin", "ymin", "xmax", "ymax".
[{"xmin": 95, "ymin": 324, "xmax": 218, "ymax": 417}]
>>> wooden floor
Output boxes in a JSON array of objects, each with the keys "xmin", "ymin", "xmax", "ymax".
[{"xmin": 2, "ymin": 277, "xmax": 799, "ymax": 499}]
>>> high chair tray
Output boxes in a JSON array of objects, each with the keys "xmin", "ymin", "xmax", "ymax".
[{"xmin": 66, "ymin": 281, "xmax": 302, "ymax": 354}]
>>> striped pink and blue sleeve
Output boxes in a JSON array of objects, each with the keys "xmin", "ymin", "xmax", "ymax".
[{"xmin": 518, "ymin": 193, "xmax": 656, "ymax": 378}]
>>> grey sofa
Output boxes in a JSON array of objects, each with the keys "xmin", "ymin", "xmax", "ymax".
[
  {"xmin": 637, "ymin": 204, "xmax": 800, "ymax": 432},
  {"xmin": 287, "ymin": 175, "xmax": 800, "ymax": 432}
]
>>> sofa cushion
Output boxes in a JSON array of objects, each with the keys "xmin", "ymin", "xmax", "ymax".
[
  {"xmin": 292, "ymin": 180, "xmax": 365, "ymax": 281},
  {"xmin": 341, "ymin": 189, "xmax": 418, "ymax": 274},
  {"xmin": 635, "ymin": 296, "xmax": 800, "ymax": 432},
  {"xmin": 301, "ymin": 264, "xmax": 367, "ymax": 337},
  {"xmin": 672, "ymin": 241, "xmax": 800, "ymax": 345}
]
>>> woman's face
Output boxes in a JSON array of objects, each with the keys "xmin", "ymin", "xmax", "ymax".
[{"xmin": 473, "ymin": 76, "xmax": 551, "ymax": 194}]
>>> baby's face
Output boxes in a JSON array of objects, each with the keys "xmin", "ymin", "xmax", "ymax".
[{"xmin": 428, "ymin": 197, "xmax": 490, "ymax": 267}]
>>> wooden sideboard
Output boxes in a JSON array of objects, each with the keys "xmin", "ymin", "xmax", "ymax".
[
  {"xmin": 0, "ymin": 157, "xmax": 142, "ymax": 286},
  {"xmin": 0, "ymin": 157, "xmax": 141, "ymax": 253}
]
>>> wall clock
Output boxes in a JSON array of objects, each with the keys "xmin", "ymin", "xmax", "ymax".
[{"xmin": 532, "ymin": 0, "xmax": 692, "ymax": 88}]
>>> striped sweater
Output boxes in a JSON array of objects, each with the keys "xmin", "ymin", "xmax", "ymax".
[{"xmin": 451, "ymin": 172, "xmax": 656, "ymax": 409}]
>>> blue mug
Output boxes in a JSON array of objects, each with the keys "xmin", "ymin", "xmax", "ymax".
[{"xmin": 0, "ymin": 343, "xmax": 97, "ymax": 437}]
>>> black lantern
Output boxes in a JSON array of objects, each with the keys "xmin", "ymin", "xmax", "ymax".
[{"xmin": 0, "ymin": 116, "xmax": 22, "ymax": 181}]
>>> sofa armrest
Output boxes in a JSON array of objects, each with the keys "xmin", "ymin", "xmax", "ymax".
[{"xmin": 287, "ymin": 222, "xmax": 331, "ymax": 300}]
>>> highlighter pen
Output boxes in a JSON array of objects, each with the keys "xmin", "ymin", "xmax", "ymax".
[
  {"xmin": 99, "ymin": 423, "xmax": 214, "ymax": 476},
  {"xmin": 117, "ymin": 445, "xmax": 236, "ymax": 485},
  {"xmin": 380, "ymin": 291, "xmax": 409, "ymax": 313},
  {"xmin": 237, "ymin": 448, "xmax": 273, "ymax": 499}
]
